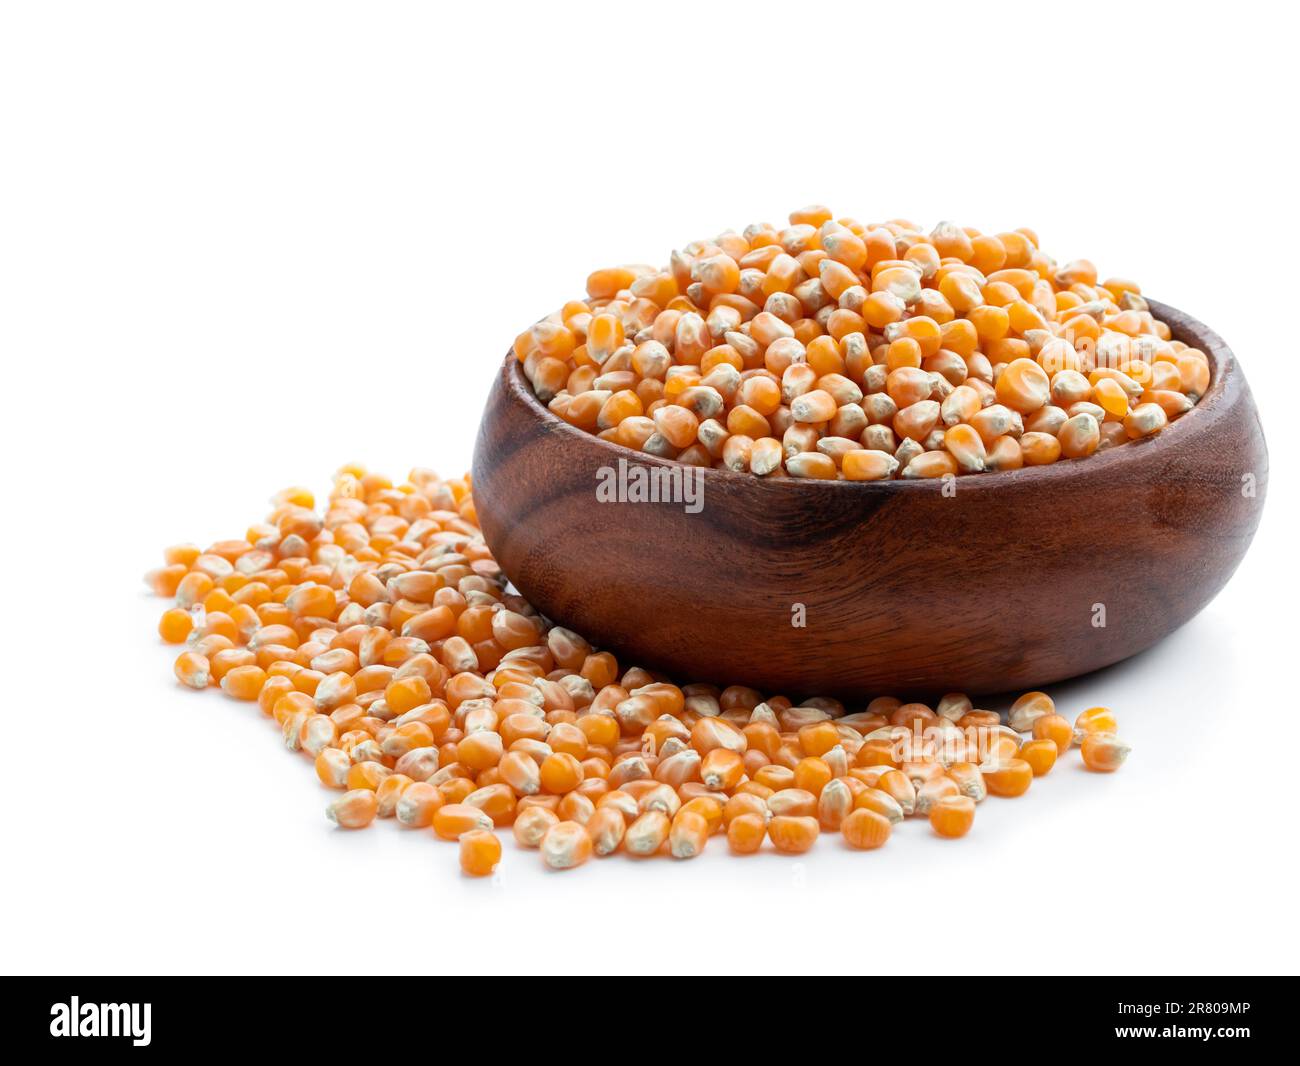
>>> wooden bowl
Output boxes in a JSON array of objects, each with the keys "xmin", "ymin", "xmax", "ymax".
[{"xmin": 472, "ymin": 300, "xmax": 1268, "ymax": 699}]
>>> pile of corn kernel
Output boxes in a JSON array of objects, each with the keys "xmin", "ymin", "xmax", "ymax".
[
  {"xmin": 514, "ymin": 208, "xmax": 1209, "ymax": 479},
  {"xmin": 147, "ymin": 466, "xmax": 1130, "ymax": 876}
]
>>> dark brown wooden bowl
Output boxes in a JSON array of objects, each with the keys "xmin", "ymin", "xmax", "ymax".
[{"xmin": 472, "ymin": 300, "xmax": 1268, "ymax": 699}]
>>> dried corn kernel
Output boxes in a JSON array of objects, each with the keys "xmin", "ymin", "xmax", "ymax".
[
  {"xmin": 149, "ymin": 466, "xmax": 1133, "ymax": 881},
  {"xmin": 1074, "ymin": 706, "xmax": 1118, "ymax": 742},
  {"xmin": 173, "ymin": 651, "xmax": 210, "ymax": 689},
  {"xmin": 432, "ymin": 803, "xmax": 493, "ymax": 841},
  {"xmin": 1018, "ymin": 738, "xmax": 1059, "ymax": 776},
  {"xmin": 1033, "ymin": 713, "xmax": 1073, "ymax": 754},
  {"xmin": 158, "ymin": 607, "xmax": 195, "ymax": 644},
  {"xmin": 1081, "ymin": 733, "xmax": 1131, "ymax": 772},
  {"xmin": 459, "ymin": 829, "xmax": 502, "ymax": 877},
  {"xmin": 929, "ymin": 795, "xmax": 975, "ymax": 839},
  {"xmin": 841, "ymin": 808, "xmax": 891, "ymax": 850},
  {"xmin": 514, "ymin": 211, "xmax": 1195, "ymax": 479},
  {"xmin": 768, "ymin": 815, "xmax": 819, "ymax": 854},
  {"xmin": 984, "ymin": 759, "xmax": 1033, "ymax": 798},
  {"xmin": 513, "ymin": 805, "xmax": 559, "ymax": 849},
  {"xmin": 540, "ymin": 820, "xmax": 592, "ymax": 870},
  {"xmin": 327, "ymin": 789, "xmax": 377, "ymax": 829}
]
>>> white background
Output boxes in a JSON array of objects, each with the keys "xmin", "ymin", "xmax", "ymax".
[{"xmin": 2, "ymin": 1, "xmax": 1296, "ymax": 976}]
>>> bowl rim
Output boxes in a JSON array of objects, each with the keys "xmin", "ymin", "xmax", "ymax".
[{"xmin": 499, "ymin": 297, "xmax": 1241, "ymax": 495}]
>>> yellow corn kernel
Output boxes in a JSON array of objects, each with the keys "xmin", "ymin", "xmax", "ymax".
[
  {"xmin": 1018, "ymin": 738, "xmax": 1058, "ymax": 776},
  {"xmin": 432, "ymin": 803, "xmax": 493, "ymax": 841},
  {"xmin": 983, "ymin": 759, "xmax": 1033, "ymax": 798},
  {"xmin": 768, "ymin": 815, "xmax": 820, "ymax": 854},
  {"xmin": 459, "ymin": 829, "xmax": 502, "ymax": 877},
  {"xmin": 151, "ymin": 460, "xmax": 1148, "ymax": 882},
  {"xmin": 1074, "ymin": 706, "xmax": 1118, "ymax": 742},
  {"xmin": 326, "ymin": 789, "xmax": 377, "ymax": 829},
  {"xmin": 1081, "ymin": 733, "xmax": 1131, "ymax": 772},
  {"xmin": 173, "ymin": 651, "xmax": 210, "ymax": 690},
  {"xmin": 540, "ymin": 820, "xmax": 593, "ymax": 870},
  {"xmin": 929, "ymin": 795, "xmax": 975, "ymax": 839}
]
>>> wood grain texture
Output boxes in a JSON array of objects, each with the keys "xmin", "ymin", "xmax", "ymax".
[{"xmin": 472, "ymin": 300, "xmax": 1268, "ymax": 699}]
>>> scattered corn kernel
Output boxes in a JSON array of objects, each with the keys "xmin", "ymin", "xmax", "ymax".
[
  {"xmin": 1081, "ymin": 733, "xmax": 1132, "ymax": 772},
  {"xmin": 1074, "ymin": 705, "xmax": 1119, "ymax": 742},
  {"xmin": 1033, "ymin": 713, "xmax": 1074, "ymax": 754},
  {"xmin": 326, "ymin": 789, "xmax": 377, "ymax": 829},
  {"xmin": 1018, "ymin": 738, "xmax": 1059, "ymax": 776},
  {"xmin": 984, "ymin": 759, "xmax": 1034, "ymax": 798},
  {"xmin": 540, "ymin": 820, "xmax": 593, "ymax": 870},
  {"xmin": 158, "ymin": 607, "xmax": 194, "ymax": 644},
  {"xmin": 768, "ymin": 815, "xmax": 819, "ymax": 854},
  {"xmin": 725, "ymin": 812, "xmax": 766, "ymax": 854},
  {"xmin": 148, "ymin": 466, "xmax": 1131, "ymax": 879},
  {"xmin": 842, "ymin": 807, "xmax": 892, "ymax": 850},
  {"xmin": 173, "ymin": 650, "xmax": 210, "ymax": 690},
  {"xmin": 459, "ymin": 829, "xmax": 502, "ymax": 877},
  {"xmin": 929, "ymin": 795, "xmax": 975, "ymax": 839}
]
